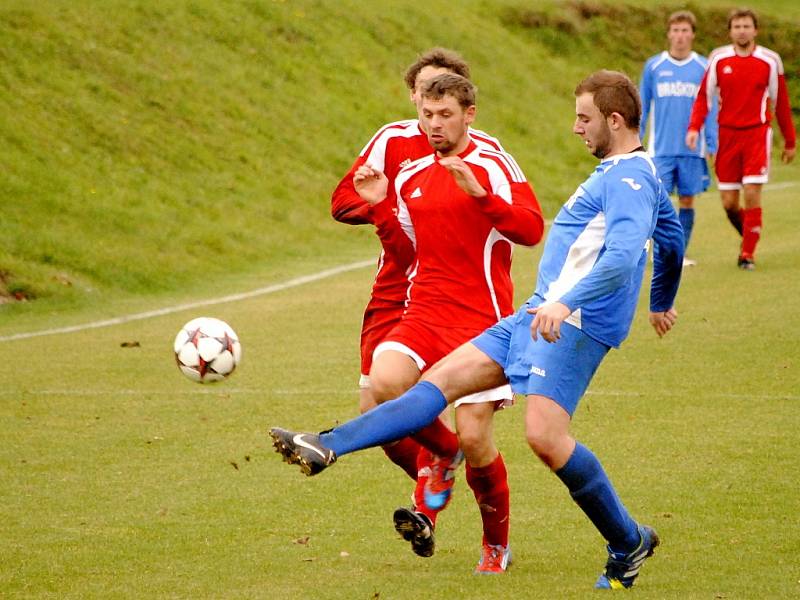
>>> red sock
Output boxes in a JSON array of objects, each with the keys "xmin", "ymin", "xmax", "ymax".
[
  {"xmin": 740, "ymin": 207, "xmax": 762, "ymax": 259},
  {"xmin": 466, "ymin": 453, "xmax": 510, "ymax": 548},
  {"xmin": 410, "ymin": 417, "xmax": 459, "ymax": 458},
  {"xmin": 414, "ymin": 449, "xmax": 438, "ymax": 525},
  {"xmin": 381, "ymin": 437, "xmax": 422, "ymax": 481}
]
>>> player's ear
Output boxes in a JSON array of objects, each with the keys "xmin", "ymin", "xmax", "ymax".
[
  {"xmin": 608, "ymin": 112, "xmax": 625, "ymax": 131},
  {"xmin": 464, "ymin": 105, "xmax": 476, "ymax": 124}
]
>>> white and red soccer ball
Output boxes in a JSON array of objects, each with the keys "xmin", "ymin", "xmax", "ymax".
[{"xmin": 173, "ymin": 317, "xmax": 242, "ymax": 383}]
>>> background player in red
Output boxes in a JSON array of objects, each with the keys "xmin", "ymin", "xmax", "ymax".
[
  {"xmin": 686, "ymin": 8, "xmax": 796, "ymax": 270},
  {"xmin": 330, "ymin": 50, "xmax": 507, "ymax": 536},
  {"xmin": 356, "ymin": 73, "xmax": 544, "ymax": 572}
]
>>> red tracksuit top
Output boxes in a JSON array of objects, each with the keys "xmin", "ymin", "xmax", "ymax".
[
  {"xmin": 689, "ymin": 44, "xmax": 796, "ymax": 148},
  {"xmin": 330, "ymin": 120, "xmax": 508, "ymax": 303},
  {"xmin": 394, "ymin": 139, "xmax": 544, "ymax": 329}
]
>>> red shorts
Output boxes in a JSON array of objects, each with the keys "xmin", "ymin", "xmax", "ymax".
[
  {"xmin": 715, "ymin": 124, "xmax": 772, "ymax": 189},
  {"xmin": 374, "ymin": 318, "xmax": 514, "ymax": 408},
  {"xmin": 359, "ymin": 297, "xmax": 406, "ymax": 376},
  {"xmin": 376, "ymin": 318, "xmax": 485, "ymax": 372}
]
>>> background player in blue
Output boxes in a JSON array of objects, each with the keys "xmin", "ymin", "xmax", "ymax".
[
  {"xmin": 640, "ymin": 10, "xmax": 717, "ymax": 266},
  {"xmin": 270, "ymin": 70, "xmax": 685, "ymax": 589}
]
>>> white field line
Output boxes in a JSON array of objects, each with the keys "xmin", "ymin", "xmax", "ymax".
[
  {"xmin": 3, "ymin": 388, "xmax": 798, "ymax": 401},
  {"xmin": 0, "ymin": 259, "xmax": 375, "ymax": 343},
  {"xmin": 1, "ymin": 180, "xmax": 796, "ymax": 344},
  {"xmin": 763, "ymin": 181, "xmax": 798, "ymax": 190}
]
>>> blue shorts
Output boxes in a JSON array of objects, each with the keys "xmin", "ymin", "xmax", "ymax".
[
  {"xmin": 654, "ymin": 155, "xmax": 710, "ymax": 197},
  {"xmin": 471, "ymin": 306, "xmax": 609, "ymax": 416}
]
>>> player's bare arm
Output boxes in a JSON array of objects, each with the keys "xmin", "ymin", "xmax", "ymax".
[
  {"xmin": 438, "ymin": 156, "xmax": 487, "ymax": 198},
  {"xmin": 527, "ymin": 302, "xmax": 572, "ymax": 343},
  {"xmin": 648, "ymin": 307, "xmax": 678, "ymax": 338},
  {"xmin": 353, "ymin": 164, "xmax": 389, "ymax": 206}
]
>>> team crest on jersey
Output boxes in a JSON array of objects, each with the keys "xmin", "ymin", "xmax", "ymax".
[{"xmin": 722, "ymin": 65, "xmax": 733, "ymax": 74}]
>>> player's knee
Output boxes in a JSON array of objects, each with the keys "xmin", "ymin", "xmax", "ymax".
[
  {"xmin": 358, "ymin": 389, "xmax": 378, "ymax": 414},
  {"xmin": 369, "ymin": 374, "xmax": 411, "ymax": 404},
  {"xmin": 457, "ymin": 427, "xmax": 489, "ymax": 461},
  {"xmin": 525, "ymin": 427, "xmax": 561, "ymax": 468}
]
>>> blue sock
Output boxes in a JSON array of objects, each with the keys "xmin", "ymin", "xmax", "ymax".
[
  {"xmin": 678, "ymin": 208, "xmax": 695, "ymax": 250},
  {"xmin": 319, "ymin": 381, "xmax": 447, "ymax": 456},
  {"xmin": 555, "ymin": 442, "xmax": 640, "ymax": 553}
]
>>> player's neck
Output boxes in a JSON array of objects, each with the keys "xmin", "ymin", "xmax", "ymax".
[
  {"xmin": 734, "ymin": 41, "xmax": 756, "ymax": 56},
  {"xmin": 605, "ymin": 131, "xmax": 643, "ymax": 159},
  {"xmin": 437, "ymin": 135, "xmax": 471, "ymax": 158},
  {"xmin": 668, "ymin": 48, "xmax": 691, "ymax": 60}
]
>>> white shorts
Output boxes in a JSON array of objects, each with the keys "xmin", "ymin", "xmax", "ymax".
[{"xmin": 373, "ymin": 340, "xmax": 513, "ymax": 409}]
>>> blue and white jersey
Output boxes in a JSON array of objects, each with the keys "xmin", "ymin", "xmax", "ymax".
[
  {"xmin": 528, "ymin": 151, "xmax": 684, "ymax": 348},
  {"xmin": 640, "ymin": 51, "xmax": 718, "ymax": 158}
]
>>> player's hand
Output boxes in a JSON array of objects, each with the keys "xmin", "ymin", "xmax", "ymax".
[
  {"xmin": 649, "ymin": 307, "xmax": 678, "ymax": 338},
  {"xmin": 438, "ymin": 156, "xmax": 487, "ymax": 198},
  {"xmin": 782, "ymin": 146, "xmax": 796, "ymax": 164},
  {"xmin": 685, "ymin": 130, "xmax": 699, "ymax": 151},
  {"xmin": 527, "ymin": 302, "xmax": 571, "ymax": 343},
  {"xmin": 353, "ymin": 164, "xmax": 389, "ymax": 206}
]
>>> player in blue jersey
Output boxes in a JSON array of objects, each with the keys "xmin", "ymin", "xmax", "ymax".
[
  {"xmin": 270, "ymin": 70, "xmax": 685, "ymax": 589},
  {"xmin": 640, "ymin": 10, "xmax": 717, "ymax": 266}
]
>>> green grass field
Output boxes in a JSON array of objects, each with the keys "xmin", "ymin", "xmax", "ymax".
[{"xmin": 2, "ymin": 175, "xmax": 799, "ymax": 598}]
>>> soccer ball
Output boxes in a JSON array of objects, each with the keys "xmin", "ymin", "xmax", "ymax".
[{"xmin": 173, "ymin": 317, "xmax": 242, "ymax": 383}]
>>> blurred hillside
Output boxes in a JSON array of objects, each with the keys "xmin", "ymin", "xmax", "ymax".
[{"xmin": 1, "ymin": 0, "xmax": 797, "ymax": 313}]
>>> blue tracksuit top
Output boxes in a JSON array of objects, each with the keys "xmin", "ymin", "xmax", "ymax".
[{"xmin": 527, "ymin": 150, "xmax": 684, "ymax": 348}]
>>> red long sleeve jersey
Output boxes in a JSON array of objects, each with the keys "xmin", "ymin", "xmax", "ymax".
[
  {"xmin": 396, "ymin": 140, "xmax": 544, "ymax": 329},
  {"xmin": 689, "ymin": 45, "xmax": 796, "ymax": 148},
  {"xmin": 331, "ymin": 120, "xmax": 506, "ymax": 302}
]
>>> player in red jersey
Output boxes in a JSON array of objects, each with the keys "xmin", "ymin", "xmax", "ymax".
[
  {"xmin": 357, "ymin": 73, "xmax": 544, "ymax": 572},
  {"xmin": 686, "ymin": 8, "xmax": 796, "ymax": 270},
  {"xmin": 330, "ymin": 49, "xmax": 508, "ymax": 539}
]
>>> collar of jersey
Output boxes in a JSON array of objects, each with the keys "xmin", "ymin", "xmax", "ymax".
[{"xmin": 434, "ymin": 139, "xmax": 477, "ymax": 162}]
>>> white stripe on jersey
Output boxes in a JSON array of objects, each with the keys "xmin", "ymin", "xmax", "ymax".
[
  {"xmin": 705, "ymin": 46, "xmax": 736, "ymax": 111},
  {"xmin": 606, "ymin": 150, "xmax": 658, "ymax": 176},
  {"xmin": 465, "ymin": 150, "xmax": 514, "ymax": 204},
  {"xmin": 359, "ymin": 119, "xmax": 421, "ymax": 171},
  {"xmin": 482, "ymin": 228, "xmax": 511, "ymax": 321},
  {"xmin": 394, "ymin": 154, "xmax": 436, "ymax": 248},
  {"xmin": 542, "ymin": 211, "xmax": 607, "ymax": 329},
  {"xmin": 469, "ymin": 127, "xmax": 506, "ymax": 152},
  {"xmin": 476, "ymin": 148, "xmax": 525, "ymax": 182},
  {"xmin": 753, "ymin": 46, "xmax": 782, "ymax": 105}
]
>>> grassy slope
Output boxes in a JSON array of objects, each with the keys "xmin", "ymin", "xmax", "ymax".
[{"xmin": 1, "ymin": 0, "xmax": 798, "ymax": 326}]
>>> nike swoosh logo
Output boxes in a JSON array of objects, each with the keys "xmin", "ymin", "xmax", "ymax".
[{"xmin": 293, "ymin": 434, "xmax": 328, "ymax": 459}]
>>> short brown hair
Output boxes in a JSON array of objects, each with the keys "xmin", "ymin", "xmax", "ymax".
[
  {"xmin": 727, "ymin": 8, "xmax": 758, "ymax": 29},
  {"xmin": 420, "ymin": 73, "xmax": 476, "ymax": 109},
  {"xmin": 404, "ymin": 48, "xmax": 470, "ymax": 90},
  {"xmin": 667, "ymin": 10, "xmax": 696, "ymax": 32},
  {"xmin": 574, "ymin": 70, "xmax": 641, "ymax": 130}
]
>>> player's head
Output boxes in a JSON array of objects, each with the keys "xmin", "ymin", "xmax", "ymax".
[
  {"xmin": 573, "ymin": 70, "xmax": 641, "ymax": 159},
  {"xmin": 666, "ymin": 10, "xmax": 696, "ymax": 55},
  {"xmin": 727, "ymin": 8, "xmax": 758, "ymax": 48},
  {"xmin": 418, "ymin": 73, "xmax": 476, "ymax": 156},
  {"xmin": 405, "ymin": 48, "xmax": 471, "ymax": 107}
]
